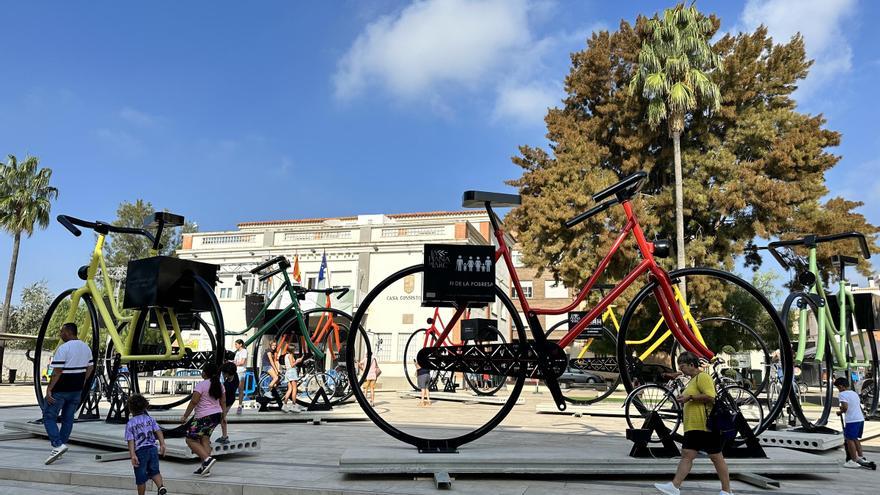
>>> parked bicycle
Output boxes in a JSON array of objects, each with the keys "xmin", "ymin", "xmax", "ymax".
[
  {"xmin": 761, "ymin": 232, "xmax": 877, "ymax": 428},
  {"xmin": 346, "ymin": 172, "xmax": 794, "ymax": 452},
  {"xmin": 34, "ymin": 212, "xmax": 225, "ymax": 410},
  {"xmin": 224, "ymin": 255, "xmax": 369, "ymax": 407},
  {"xmin": 624, "ymin": 358, "xmax": 763, "ymax": 443}
]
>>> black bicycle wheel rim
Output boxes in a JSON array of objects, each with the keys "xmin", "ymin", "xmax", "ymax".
[
  {"xmin": 782, "ymin": 292, "xmax": 834, "ymax": 428},
  {"xmin": 300, "ymin": 307, "xmax": 363, "ymax": 404},
  {"xmin": 403, "ymin": 329, "xmax": 429, "ymax": 392},
  {"xmin": 624, "ymin": 384, "xmax": 681, "ymax": 442},
  {"xmin": 345, "ymin": 264, "xmax": 528, "ymax": 452},
  {"xmin": 617, "ymin": 267, "xmax": 794, "ymax": 438},
  {"xmin": 33, "ymin": 290, "xmax": 100, "ymax": 409},
  {"xmin": 464, "ymin": 328, "xmax": 508, "ymax": 396},
  {"xmin": 128, "ymin": 275, "xmax": 225, "ymax": 410},
  {"xmin": 545, "ymin": 320, "xmax": 620, "ymax": 405}
]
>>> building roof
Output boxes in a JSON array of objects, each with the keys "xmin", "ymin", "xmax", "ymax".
[{"xmin": 236, "ymin": 210, "xmax": 486, "ymax": 228}]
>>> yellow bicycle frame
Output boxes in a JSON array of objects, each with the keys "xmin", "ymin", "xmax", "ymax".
[
  {"xmin": 576, "ymin": 286, "xmax": 706, "ymax": 362},
  {"xmin": 63, "ymin": 234, "xmax": 187, "ymax": 362}
]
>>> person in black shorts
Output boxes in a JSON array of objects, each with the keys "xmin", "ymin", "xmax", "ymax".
[
  {"xmin": 216, "ymin": 362, "xmax": 239, "ymax": 445},
  {"xmin": 655, "ymin": 352, "xmax": 732, "ymax": 495}
]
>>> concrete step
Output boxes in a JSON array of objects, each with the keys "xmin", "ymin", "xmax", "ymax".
[
  {"xmin": 2, "ymin": 420, "xmax": 260, "ymax": 460},
  {"xmin": 535, "ymin": 402, "xmax": 626, "ymax": 417},
  {"xmin": 149, "ymin": 405, "xmax": 367, "ymax": 424}
]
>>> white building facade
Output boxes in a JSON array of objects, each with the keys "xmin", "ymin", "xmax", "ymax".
[{"xmin": 177, "ymin": 210, "xmax": 513, "ymax": 379}]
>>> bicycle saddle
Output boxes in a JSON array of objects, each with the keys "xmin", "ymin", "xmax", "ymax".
[{"xmin": 462, "ymin": 190, "xmax": 521, "ymax": 208}]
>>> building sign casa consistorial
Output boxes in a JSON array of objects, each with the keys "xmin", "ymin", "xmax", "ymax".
[
  {"xmin": 385, "ymin": 274, "xmax": 422, "ymax": 302},
  {"xmin": 423, "ymin": 244, "xmax": 495, "ymax": 306}
]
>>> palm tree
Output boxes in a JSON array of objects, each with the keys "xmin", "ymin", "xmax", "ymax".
[
  {"xmin": 0, "ymin": 155, "xmax": 58, "ymax": 333},
  {"xmin": 629, "ymin": 3, "xmax": 721, "ymax": 275}
]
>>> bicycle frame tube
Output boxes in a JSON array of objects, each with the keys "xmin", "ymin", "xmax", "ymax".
[{"xmin": 808, "ymin": 247, "xmax": 847, "ymax": 367}]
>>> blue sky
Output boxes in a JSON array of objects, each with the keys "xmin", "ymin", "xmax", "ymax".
[{"xmin": 0, "ymin": 0, "xmax": 877, "ymax": 296}]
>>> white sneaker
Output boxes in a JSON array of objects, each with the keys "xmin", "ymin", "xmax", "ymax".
[
  {"xmin": 720, "ymin": 491, "xmax": 735, "ymax": 495},
  {"xmin": 654, "ymin": 482, "xmax": 680, "ymax": 495},
  {"xmin": 859, "ymin": 456, "xmax": 869, "ymax": 463},
  {"xmin": 45, "ymin": 444, "xmax": 68, "ymax": 465},
  {"xmin": 844, "ymin": 460, "xmax": 862, "ymax": 469}
]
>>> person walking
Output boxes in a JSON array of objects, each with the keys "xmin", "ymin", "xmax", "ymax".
[
  {"xmin": 281, "ymin": 347, "xmax": 304, "ymax": 412},
  {"xmin": 125, "ymin": 394, "xmax": 167, "ymax": 495},
  {"xmin": 416, "ymin": 359, "xmax": 431, "ymax": 407},
  {"xmin": 233, "ymin": 339, "xmax": 248, "ymax": 414},
  {"xmin": 180, "ymin": 362, "xmax": 225, "ymax": 477},
  {"xmin": 836, "ymin": 377, "xmax": 870, "ymax": 468},
  {"xmin": 43, "ymin": 322, "xmax": 94, "ymax": 465},
  {"xmin": 216, "ymin": 362, "xmax": 240, "ymax": 444},
  {"xmin": 358, "ymin": 355, "xmax": 380, "ymax": 406},
  {"xmin": 655, "ymin": 352, "xmax": 733, "ymax": 495}
]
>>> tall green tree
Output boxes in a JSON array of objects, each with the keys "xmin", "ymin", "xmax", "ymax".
[
  {"xmin": 0, "ymin": 155, "xmax": 58, "ymax": 334},
  {"xmin": 5, "ymin": 281, "xmax": 53, "ymax": 350},
  {"xmin": 105, "ymin": 199, "xmax": 198, "ymax": 270},
  {"xmin": 629, "ymin": 3, "xmax": 722, "ymax": 273},
  {"xmin": 506, "ymin": 19, "xmax": 877, "ymax": 294}
]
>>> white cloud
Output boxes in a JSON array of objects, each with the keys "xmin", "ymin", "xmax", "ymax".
[
  {"xmin": 333, "ymin": 0, "xmax": 592, "ymax": 125},
  {"xmin": 493, "ymin": 83, "xmax": 558, "ymax": 124},
  {"xmin": 94, "ymin": 128, "xmax": 143, "ymax": 156},
  {"xmin": 119, "ymin": 106, "xmax": 159, "ymax": 127},
  {"xmin": 334, "ymin": 0, "xmax": 531, "ymax": 99},
  {"xmin": 740, "ymin": 0, "xmax": 857, "ymax": 96}
]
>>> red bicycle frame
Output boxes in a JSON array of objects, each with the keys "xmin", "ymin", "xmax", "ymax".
[{"xmin": 429, "ymin": 199, "xmax": 713, "ymax": 359}]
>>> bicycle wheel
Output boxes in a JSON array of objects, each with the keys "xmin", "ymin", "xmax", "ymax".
[
  {"xmin": 346, "ymin": 264, "xmax": 528, "ymax": 452},
  {"xmin": 127, "ymin": 275, "xmax": 225, "ymax": 410},
  {"xmin": 303, "ymin": 372, "xmax": 338, "ymax": 401},
  {"xmin": 781, "ymin": 292, "xmax": 834, "ymax": 429},
  {"xmin": 617, "ymin": 268, "xmax": 794, "ymax": 438},
  {"xmin": 303, "ymin": 307, "xmax": 366, "ymax": 402},
  {"xmin": 624, "ymin": 384, "xmax": 682, "ymax": 442},
  {"xmin": 720, "ymin": 384, "xmax": 763, "ymax": 440},
  {"xmin": 544, "ymin": 320, "xmax": 620, "ymax": 405},
  {"xmin": 463, "ymin": 327, "xmax": 509, "ymax": 396},
  {"xmin": 671, "ymin": 317, "xmax": 771, "ymax": 396},
  {"xmin": 33, "ymin": 289, "xmax": 100, "ymax": 410},
  {"xmin": 403, "ymin": 328, "xmax": 441, "ymax": 392}
]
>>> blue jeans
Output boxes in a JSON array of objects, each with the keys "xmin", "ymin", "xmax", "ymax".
[
  {"xmin": 42, "ymin": 390, "xmax": 81, "ymax": 448},
  {"xmin": 133, "ymin": 446, "xmax": 160, "ymax": 485}
]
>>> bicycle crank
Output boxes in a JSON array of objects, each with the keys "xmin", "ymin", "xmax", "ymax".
[{"xmin": 416, "ymin": 341, "xmax": 567, "ymax": 379}]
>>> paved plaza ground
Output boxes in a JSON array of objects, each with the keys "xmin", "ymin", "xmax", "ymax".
[{"xmin": 0, "ymin": 384, "xmax": 877, "ymax": 494}]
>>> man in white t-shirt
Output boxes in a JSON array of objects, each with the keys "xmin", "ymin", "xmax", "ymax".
[
  {"xmin": 233, "ymin": 339, "xmax": 248, "ymax": 414},
  {"xmin": 835, "ymin": 377, "xmax": 869, "ymax": 468},
  {"xmin": 43, "ymin": 323, "xmax": 94, "ymax": 465}
]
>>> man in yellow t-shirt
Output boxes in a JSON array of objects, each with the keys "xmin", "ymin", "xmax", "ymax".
[{"xmin": 654, "ymin": 352, "xmax": 733, "ymax": 495}]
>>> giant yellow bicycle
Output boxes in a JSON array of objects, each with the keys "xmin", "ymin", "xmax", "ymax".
[{"xmin": 33, "ymin": 213, "xmax": 225, "ymax": 412}]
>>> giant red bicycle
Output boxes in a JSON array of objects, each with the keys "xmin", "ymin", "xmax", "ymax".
[{"xmin": 346, "ymin": 172, "xmax": 794, "ymax": 452}]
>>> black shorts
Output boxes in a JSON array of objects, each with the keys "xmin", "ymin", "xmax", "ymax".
[{"xmin": 681, "ymin": 430, "xmax": 722, "ymax": 454}]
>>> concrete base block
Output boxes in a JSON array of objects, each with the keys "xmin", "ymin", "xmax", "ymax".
[
  {"xmin": 3, "ymin": 420, "xmax": 260, "ymax": 460},
  {"xmin": 398, "ymin": 391, "xmax": 524, "ymax": 405},
  {"xmin": 149, "ymin": 406, "xmax": 367, "ymax": 424},
  {"xmin": 535, "ymin": 402, "xmax": 626, "ymax": 417}
]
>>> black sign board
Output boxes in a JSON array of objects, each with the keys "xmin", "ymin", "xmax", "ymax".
[
  {"xmin": 568, "ymin": 311, "xmax": 604, "ymax": 339},
  {"xmin": 423, "ymin": 244, "xmax": 495, "ymax": 306},
  {"xmin": 461, "ymin": 318, "xmax": 499, "ymax": 341}
]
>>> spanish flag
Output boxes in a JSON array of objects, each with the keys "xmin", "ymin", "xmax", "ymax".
[{"xmin": 291, "ymin": 254, "xmax": 302, "ymax": 284}]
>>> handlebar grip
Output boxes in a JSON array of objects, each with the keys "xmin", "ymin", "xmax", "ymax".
[
  {"xmin": 57, "ymin": 215, "xmax": 82, "ymax": 237},
  {"xmin": 258, "ymin": 267, "xmax": 284, "ymax": 282},
  {"xmin": 335, "ymin": 287, "xmax": 350, "ymax": 300},
  {"xmin": 251, "ymin": 256, "xmax": 287, "ymax": 274},
  {"xmin": 564, "ymin": 199, "xmax": 616, "ymax": 229}
]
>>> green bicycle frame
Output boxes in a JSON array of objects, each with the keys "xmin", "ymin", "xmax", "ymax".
[
  {"xmin": 64, "ymin": 234, "xmax": 187, "ymax": 362},
  {"xmin": 797, "ymin": 246, "xmax": 868, "ymax": 370},
  {"xmin": 227, "ymin": 268, "xmax": 324, "ymax": 359}
]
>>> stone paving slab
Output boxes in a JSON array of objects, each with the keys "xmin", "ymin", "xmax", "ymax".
[
  {"xmin": 149, "ymin": 404, "xmax": 368, "ymax": 424},
  {"xmin": 535, "ymin": 402, "xmax": 627, "ymax": 417},
  {"xmin": 339, "ymin": 441, "xmax": 840, "ymax": 476},
  {"xmin": 3, "ymin": 420, "xmax": 261, "ymax": 460},
  {"xmin": 398, "ymin": 391, "xmax": 525, "ymax": 405}
]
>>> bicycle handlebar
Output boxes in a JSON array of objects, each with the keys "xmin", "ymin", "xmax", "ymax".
[
  {"xmin": 763, "ymin": 231, "xmax": 871, "ymax": 269},
  {"xmin": 293, "ymin": 286, "xmax": 350, "ymax": 299},
  {"xmin": 250, "ymin": 256, "xmax": 288, "ymax": 274},
  {"xmin": 565, "ymin": 172, "xmax": 648, "ymax": 229},
  {"xmin": 57, "ymin": 215, "xmax": 156, "ymax": 243},
  {"xmin": 258, "ymin": 267, "xmax": 284, "ymax": 282}
]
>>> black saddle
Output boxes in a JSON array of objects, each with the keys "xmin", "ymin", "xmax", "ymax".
[{"xmin": 462, "ymin": 190, "xmax": 521, "ymax": 208}]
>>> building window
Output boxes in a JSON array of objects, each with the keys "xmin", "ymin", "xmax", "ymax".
[
  {"xmin": 544, "ymin": 280, "xmax": 568, "ymax": 299},
  {"xmin": 511, "ymin": 250, "xmax": 525, "ymax": 268},
  {"xmin": 374, "ymin": 333, "xmax": 393, "ymax": 363},
  {"xmin": 512, "ymin": 281, "xmax": 533, "ymax": 299},
  {"xmin": 307, "ymin": 276, "xmax": 318, "ymax": 289},
  {"xmin": 219, "ymin": 287, "xmax": 232, "ymax": 299},
  {"xmin": 396, "ymin": 333, "xmax": 410, "ymax": 361}
]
